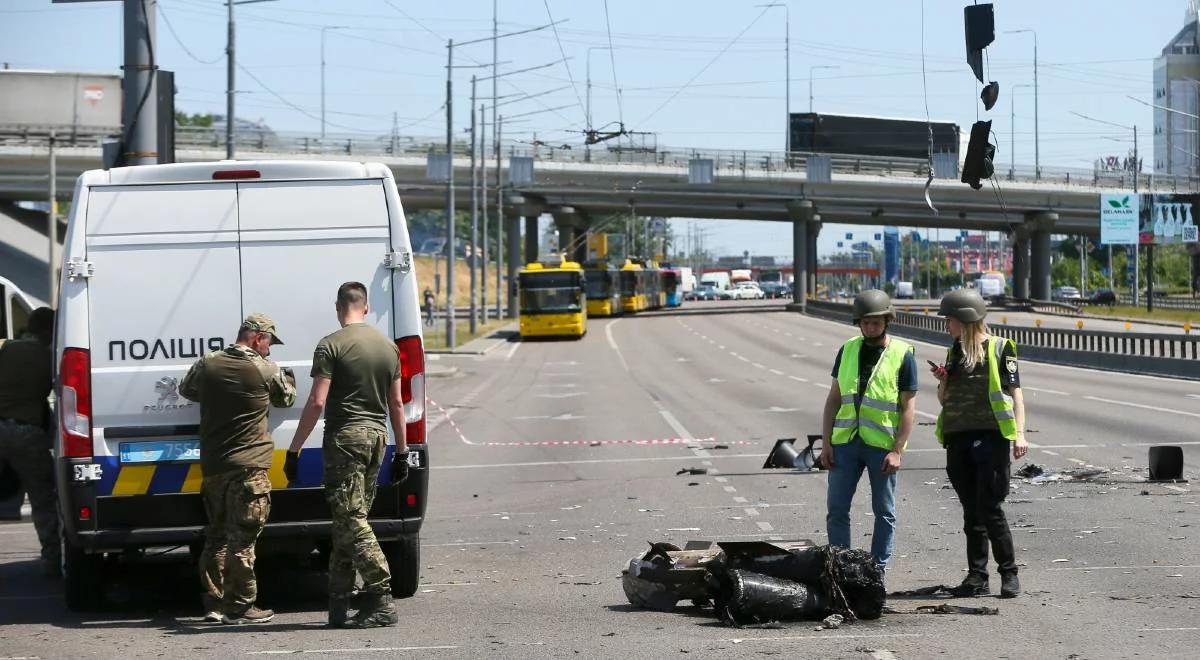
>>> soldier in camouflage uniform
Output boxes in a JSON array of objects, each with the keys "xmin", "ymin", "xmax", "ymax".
[
  {"xmin": 180, "ymin": 313, "xmax": 296, "ymax": 624},
  {"xmin": 286, "ymin": 282, "xmax": 409, "ymax": 629},
  {"xmin": 0, "ymin": 308, "xmax": 59, "ymax": 576}
]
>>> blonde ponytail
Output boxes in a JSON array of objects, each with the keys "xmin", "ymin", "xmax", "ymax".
[{"xmin": 959, "ymin": 320, "xmax": 990, "ymax": 371}]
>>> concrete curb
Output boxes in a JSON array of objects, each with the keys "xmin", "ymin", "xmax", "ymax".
[{"xmin": 426, "ymin": 323, "xmax": 520, "ymax": 356}]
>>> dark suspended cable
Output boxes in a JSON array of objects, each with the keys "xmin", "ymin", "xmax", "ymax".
[
  {"xmin": 159, "ymin": 5, "xmax": 224, "ymax": 64},
  {"xmin": 543, "ymin": 0, "xmax": 586, "ymax": 123},
  {"xmin": 919, "ymin": 0, "xmax": 937, "ymax": 214},
  {"xmin": 602, "ymin": 0, "xmax": 625, "ymax": 126}
]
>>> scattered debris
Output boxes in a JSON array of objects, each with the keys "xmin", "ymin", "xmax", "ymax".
[
  {"xmin": 1015, "ymin": 463, "xmax": 1110, "ymax": 484},
  {"xmin": 712, "ymin": 444, "xmax": 730, "ymax": 450},
  {"xmin": 1015, "ymin": 463, "xmax": 1045, "ymax": 478},
  {"xmin": 559, "ymin": 536, "xmax": 577, "ymax": 541},
  {"xmin": 687, "ymin": 482, "xmax": 700, "ymax": 486},
  {"xmin": 816, "ymin": 614, "xmax": 844, "ymax": 630},
  {"xmin": 677, "ymin": 467, "xmax": 709, "ymax": 476},
  {"xmin": 1052, "ymin": 559, "xmax": 1070, "ymax": 563},
  {"xmin": 915, "ymin": 604, "xmax": 999, "ymax": 615},
  {"xmin": 889, "ymin": 584, "xmax": 957, "ymax": 597}
]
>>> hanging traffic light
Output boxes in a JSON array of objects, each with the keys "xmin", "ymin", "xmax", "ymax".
[{"xmin": 961, "ymin": 120, "xmax": 995, "ymax": 190}]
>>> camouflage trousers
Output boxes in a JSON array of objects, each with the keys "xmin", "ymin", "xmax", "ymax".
[
  {"xmin": 0, "ymin": 419, "xmax": 59, "ymax": 562},
  {"xmin": 323, "ymin": 426, "xmax": 391, "ymax": 596},
  {"xmin": 200, "ymin": 468, "xmax": 271, "ymax": 610}
]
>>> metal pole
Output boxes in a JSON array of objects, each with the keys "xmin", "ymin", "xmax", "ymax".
[
  {"xmin": 1033, "ymin": 32, "xmax": 1040, "ymax": 180},
  {"xmin": 226, "ymin": 0, "xmax": 235, "ymax": 159},
  {"xmin": 124, "ymin": 0, "xmax": 158, "ymax": 165},
  {"xmin": 480, "ymin": 102, "xmax": 488, "ymax": 322},
  {"xmin": 784, "ymin": 5, "xmax": 790, "ymax": 160},
  {"xmin": 1134, "ymin": 124, "xmax": 1140, "ymax": 308},
  {"xmin": 445, "ymin": 40, "xmax": 456, "ymax": 347},
  {"xmin": 48, "ymin": 130, "xmax": 57, "ymax": 308},
  {"xmin": 469, "ymin": 75, "xmax": 478, "ymax": 335},
  {"xmin": 497, "ymin": 115, "xmax": 506, "ymax": 319},
  {"xmin": 320, "ymin": 28, "xmax": 327, "ymax": 140}
]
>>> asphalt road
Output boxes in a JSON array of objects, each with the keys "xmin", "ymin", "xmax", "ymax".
[{"xmin": 2, "ymin": 300, "xmax": 1198, "ymax": 658}]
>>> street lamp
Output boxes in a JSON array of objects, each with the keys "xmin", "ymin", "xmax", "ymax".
[
  {"xmin": 809, "ymin": 65, "xmax": 839, "ymax": 113},
  {"xmin": 1009, "ymin": 83, "xmax": 1033, "ymax": 178},
  {"xmin": 586, "ymin": 46, "xmax": 610, "ymax": 162},
  {"xmin": 756, "ymin": 4, "xmax": 790, "ymax": 156},
  {"xmin": 320, "ymin": 26, "xmax": 347, "ymax": 141},
  {"xmin": 226, "ymin": 0, "xmax": 278, "ymax": 160},
  {"xmin": 1005, "ymin": 29, "xmax": 1039, "ymax": 179}
]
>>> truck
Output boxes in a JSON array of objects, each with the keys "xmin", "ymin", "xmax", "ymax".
[
  {"xmin": 700, "ymin": 271, "xmax": 732, "ymax": 298},
  {"xmin": 730, "ymin": 269, "xmax": 753, "ymax": 284},
  {"xmin": 895, "ymin": 281, "xmax": 915, "ymax": 299},
  {"xmin": 789, "ymin": 112, "xmax": 960, "ymax": 161}
]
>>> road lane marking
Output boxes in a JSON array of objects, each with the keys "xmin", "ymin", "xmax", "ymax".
[
  {"xmin": 1068, "ymin": 458, "xmax": 1087, "ymax": 465},
  {"xmin": 605, "ymin": 318, "xmax": 629, "ymax": 372},
  {"xmin": 714, "ymin": 476, "xmax": 728, "ymax": 482},
  {"xmin": 423, "ymin": 541, "xmax": 516, "ymax": 547},
  {"xmin": 769, "ymin": 369, "xmax": 785, "ymax": 375},
  {"xmin": 744, "ymin": 508, "xmax": 761, "ymax": 517},
  {"xmin": 724, "ymin": 486, "xmax": 738, "ymax": 493},
  {"xmin": 732, "ymin": 496, "xmax": 748, "ymax": 503},
  {"xmin": 815, "ymin": 383, "xmax": 831, "ymax": 389},
  {"xmin": 1041, "ymin": 450, "xmax": 1060, "ymax": 456},
  {"xmin": 1024, "ymin": 386, "xmax": 1071, "ymax": 395},
  {"xmin": 721, "ymin": 634, "xmax": 921, "ymax": 643},
  {"xmin": 1082, "ymin": 396, "xmax": 1200, "ymax": 418},
  {"xmin": 756, "ymin": 521, "xmax": 775, "ymax": 531},
  {"xmin": 248, "ymin": 647, "xmax": 460, "ymax": 655},
  {"xmin": 503, "ymin": 341, "xmax": 521, "ymax": 361},
  {"xmin": 1137, "ymin": 628, "xmax": 1200, "ymax": 632},
  {"xmin": 752, "ymin": 362, "xmax": 766, "ymax": 369},
  {"xmin": 789, "ymin": 375, "xmax": 809, "ymax": 382},
  {"xmin": 481, "ymin": 437, "xmax": 742, "ymax": 447},
  {"xmin": 872, "ymin": 651, "xmax": 900, "ymax": 660},
  {"xmin": 659, "ymin": 409, "xmax": 695, "ymax": 440},
  {"xmin": 914, "ymin": 410, "xmax": 938, "ymax": 420},
  {"xmin": 1048, "ymin": 565, "xmax": 1200, "ymax": 571}
]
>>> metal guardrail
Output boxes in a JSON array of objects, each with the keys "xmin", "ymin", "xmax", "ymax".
[
  {"xmin": 3, "ymin": 124, "xmax": 1199, "ymax": 192},
  {"xmin": 1116, "ymin": 293, "xmax": 1200, "ymax": 311},
  {"xmin": 804, "ymin": 299, "xmax": 1199, "ymax": 380}
]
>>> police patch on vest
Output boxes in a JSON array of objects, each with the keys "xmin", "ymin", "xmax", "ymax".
[{"xmin": 1005, "ymin": 357, "xmax": 1017, "ymax": 374}]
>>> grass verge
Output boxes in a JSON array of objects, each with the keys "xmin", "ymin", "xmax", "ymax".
[{"xmin": 423, "ymin": 317, "xmax": 514, "ymax": 350}]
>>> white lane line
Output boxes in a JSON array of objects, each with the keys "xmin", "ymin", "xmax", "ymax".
[
  {"xmin": 714, "ymin": 476, "xmax": 729, "ymax": 483},
  {"xmin": 752, "ymin": 362, "xmax": 766, "ymax": 369},
  {"xmin": 1024, "ymin": 386, "xmax": 1070, "ymax": 395},
  {"xmin": 756, "ymin": 521, "xmax": 775, "ymax": 531},
  {"xmin": 724, "ymin": 486, "xmax": 738, "ymax": 493},
  {"xmin": 718, "ymin": 345, "xmax": 726, "ymax": 350},
  {"xmin": 744, "ymin": 508, "xmax": 761, "ymax": 517},
  {"xmin": 605, "ymin": 319, "xmax": 630, "ymax": 372},
  {"xmin": 1123, "ymin": 441, "xmax": 1200, "ymax": 447},
  {"xmin": 1137, "ymin": 628, "xmax": 1200, "ymax": 632},
  {"xmin": 1164, "ymin": 484, "xmax": 1189, "ymax": 493},
  {"xmin": 248, "ymin": 647, "xmax": 460, "ymax": 655},
  {"xmin": 815, "ymin": 383, "xmax": 831, "ymax": 389},
  {"xmin": 503, "ymin": 341, "xmax": 521, "ymax": 361},
  {"xmin": 660, "ymin": 409, "xmax": 695, "ymax": 440},
  {"xmin": 732, "ymin": 496, "xmax": 748, "ymax": 503},
  {"xmin": 736, "ymin": 355, "xmax": 750, "ymax": 362},
  {"xmin": 1048, "ymin": 565, "xmax": 1200, "ymax": 571},
  {"xmin": 721, "ymin": 634, "xmax": 921, "ymax": 643},
  {"xmin": 872, "ymin": 651, "xmax": 900, "ymax": 660},
  {"xmin": 1188, "ymin": 394, "xmax": 1200, "ymax": 400},
  {"xmin": 423, "ymin": 540, "xmax": 517, "ymax": 547},
  {"xmin": 789, "ymin": 375, "xmax": 809, "ymax": 383},
  {"xmin": 914, "ymin": 410, "xmax": 938, "ymax": 420},
  {"xmin": 1068, "ymin": 458, "xmax": 1087, "ymax": 465},
  {"xmin": 1081, "ymin": 396, "xmax": 1200, "ymax": 419},
  {"xmin": 436, "ymin": 454, "xmax": 767, "ymax": 470},
  {"xmin": 1041, "ymin": 450, "xmax": 1060, "ymax": 456},
  {"xmin": 769, "ymin": 369, "xmax": 785, "ymax": 375}
]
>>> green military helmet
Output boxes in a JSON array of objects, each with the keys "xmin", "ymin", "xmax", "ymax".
[
  {"xmin": 938, "ymin": 288, "xmax": 988, "ymax": 323},
  {"xmin": 852, "ymin": 289, "xmax": 894, "ymax": 324}
]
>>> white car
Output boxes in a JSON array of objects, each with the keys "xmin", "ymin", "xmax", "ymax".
[
  {"xmin": 732, "ymin": 282, "xmax": 766, "ymax": 300},
  {"xmin": 54, "ymin": 160, "xmax": 429, "ymax": 608}
]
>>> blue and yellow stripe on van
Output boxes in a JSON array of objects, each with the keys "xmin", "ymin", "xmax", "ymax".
[{"xmin": 94, "ymin": 447, "xmax": 402, "ymax": 496}]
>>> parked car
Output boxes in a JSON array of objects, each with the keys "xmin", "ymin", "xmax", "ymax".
[
  {"xmin": 732, "ymin": 282, "xmax": 766, "ymax": 300},
  {"xmin": 687, "ymin": 283, "xmax": 720, "ymax": 301},
  {"xmin": 1086, "ymin": 288, "xmax": 1117, "ymax": 305},
  {"xmin": 1051, "ymin": 286, "xmax": 1081, "ymax": 302}
]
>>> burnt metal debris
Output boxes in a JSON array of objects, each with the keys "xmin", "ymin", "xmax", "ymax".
[{"xmin": 620, "ymin": 540, "xmax": 891, "ymax": 627}]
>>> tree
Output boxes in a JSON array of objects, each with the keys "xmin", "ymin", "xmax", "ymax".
[{"xmin": 174, "ymin": 112, "xmax": 214, "ymax": 127}]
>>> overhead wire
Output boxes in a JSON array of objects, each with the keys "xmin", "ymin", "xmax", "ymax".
[
  {"xmin": 158, "ymin": 5, "xmax": 224, "ymax": 64},
  {"xmin": 638, "ymin": 4, "xmax": 773, "ymax": 125},
  {"xmin": 542, "ymin": 0, "xmax": 587, "ymax": 122},
  {"xmin": 601, "ymin": 0, "xmax": 625, "ymax": 126}
]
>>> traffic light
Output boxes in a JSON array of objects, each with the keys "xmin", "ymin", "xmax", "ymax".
[
  {"xmin": 961, "ymin": 120, "xmax": 995, "ymax": 190},
  {"xmin": 964, "ymin": 3, "xmax": 995, "ymax": 84}
]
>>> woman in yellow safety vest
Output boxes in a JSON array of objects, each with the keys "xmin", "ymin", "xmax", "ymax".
[{"xmin": 931, "ymin": 289, "xmax": 1028, "ymax": 599}]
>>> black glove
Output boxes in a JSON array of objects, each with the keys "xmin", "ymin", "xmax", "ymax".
[
  {"xmin": 284, "ymin": 451, "xmax": 300, "ymax": 483},
  {"xmin": 390, "ymin": 451, "xmax": 410, "ymax": 485}
]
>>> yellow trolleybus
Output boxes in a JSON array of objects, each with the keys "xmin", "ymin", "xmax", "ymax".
[
  {"xmin": 518, "ymin": 261, "xmax": 587, "ymax": 338},
  {"xmin": 583, "ymin": 262, "xmax": 620, "ymax": 317}
]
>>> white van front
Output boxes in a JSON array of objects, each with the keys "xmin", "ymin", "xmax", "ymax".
[{"xmin": 54, "ymin": 161, "xmax": 428, "ymax": 609}]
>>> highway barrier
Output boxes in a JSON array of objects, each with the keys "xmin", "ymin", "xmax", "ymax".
[{"xmin": 804, "ymin": 300, "xmax": 1200, "ymax": 381}]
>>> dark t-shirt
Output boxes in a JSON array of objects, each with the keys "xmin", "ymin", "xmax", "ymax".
[
  {"xmin": 311, "ymin": 323, "xmax": 400, "ymax": 436},
  {"xmin": 0, "ymin": 338, "xmax": 52, "ymax": 428},
  {"xmin": 831, "ymin": 341, "xmax": 919, "ymax": 393}
]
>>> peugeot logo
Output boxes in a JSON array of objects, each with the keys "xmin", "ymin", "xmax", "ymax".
[{"xmin": 155, "ymin": 376, "xmax": 179, "ymax": 402}]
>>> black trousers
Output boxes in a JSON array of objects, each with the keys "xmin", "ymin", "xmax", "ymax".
[{"xmin": 945, "ymin": 431, "xmax": 1017, "ymax": 578}]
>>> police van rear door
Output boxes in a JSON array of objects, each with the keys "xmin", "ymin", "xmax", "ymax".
[
  {"xmin": 85, "ymin": 182, "xmax": 242, "ymax": 498},
  {"xmin": 235, "ymin": 177, "xmax": 393, "ymax": 489}
]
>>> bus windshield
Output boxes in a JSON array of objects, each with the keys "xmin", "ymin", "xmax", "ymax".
[
  {"xmin": 519, "ymin": 271, "xmax": 583, "ymax": 313},
  {"xmin": 584, "ymin": 270, "xmax": 612, "ymax": 299},
  {"xmin": 619, "ymin": 271, "xmax": 639, "ymax": 296}
]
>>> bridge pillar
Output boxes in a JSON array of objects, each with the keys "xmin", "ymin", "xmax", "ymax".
[
  {"xmin": 787, "ymin": 200, "xmax": 815, "ymax": 310},
  {"xmin": 551, "ymin": 206, "xmax": 586, "ymax": 263},
  {"xmin": 507, "ymin": 195, "xmax": 544, "ymax": 318},
  {"xmin": 1027, "ymin": 211, "xmax": 1057, "ymax": 301},
  {"xmin": 808, "ymin": 214, "xmax": 822, "ymax": 298},
  {"xmin": 1011, "ymin": 228, "xmax": 1030, "ymax": 299}
]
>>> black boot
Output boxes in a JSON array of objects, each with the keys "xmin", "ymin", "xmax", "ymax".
[
  {"xmin": 328, "ymin": 593, "xmax": 350, "ymax": 628},
  {"xmin": 347, "ymin": 591, "xmax": 398, "ymax": 629},
  {"xmin": 1000, "ymin": 571, "xmax": 1020, "ymax": 598},
  {"xmin": 950, "ymin": 573, "xmax": 990, "ymax": 597}
]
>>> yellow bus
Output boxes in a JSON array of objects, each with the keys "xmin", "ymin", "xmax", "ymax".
[
  {"xmin": 583, "ymin": 262, "xmax": 620, "ymax": 317},
  {"xmin": 518, "ymin": 261, "xmax": 587, "ymax": 339},
  {"xmin": 618, "ymin": 261, "xmax": 646, "ymax": 313}
]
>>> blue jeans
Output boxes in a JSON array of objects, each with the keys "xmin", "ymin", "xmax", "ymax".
[{"xmin": 826, "ymin": 437, "xmax": 898, "ymax": 568}]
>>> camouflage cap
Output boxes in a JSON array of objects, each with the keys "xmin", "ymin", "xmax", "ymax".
[{"xmin": 241, "ymin": 312, "xmax": 284, "ymax": 345}]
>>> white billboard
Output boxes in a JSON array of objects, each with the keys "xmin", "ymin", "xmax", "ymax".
[{"xmin": 1099, "ymin": 193, "xmax": 1139, "ymax": 245}]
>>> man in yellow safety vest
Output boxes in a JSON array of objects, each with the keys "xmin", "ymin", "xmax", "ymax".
[{"xmin": 820, "ymin": 289, "xmax": 917, "ymax": 569}]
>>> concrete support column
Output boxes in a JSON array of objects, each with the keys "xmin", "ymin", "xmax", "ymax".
[
  {"xmin": 807, "ymin": 215, "xmax": 821, "ymax": 298},
  {"xmin": 787, "ymin": 200, "xmax": 815, "ymax": 309},
  {"xmin": 551, "ymin": 206, "xmax": 585, "ymax": 263},
  {"xmin": 1011, "ymin": 230, "xmax": 1030, "ymax": 300},
  {"xmin": 507, "ymin": 195, "xmax": 544, "ymax": 318},
  {"xmin": 505, "ymin": 215, "xmax": 520, "ymax": 318},
  {"xmin": 1027, "ymin": 211, "xmax": 1057, "ymax": 301},
  {"xmin": 524, "ymin": 216, "xmax": 539, "ymax": 265}
]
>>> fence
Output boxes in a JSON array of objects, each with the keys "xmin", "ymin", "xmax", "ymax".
[
  {"xmin": 804, "ymin": 300, "xmax": 1200, "ymax": 380},
  {"xmin": 1116, "ymin": 294, "xmax": 1200, "ymax": 311}
]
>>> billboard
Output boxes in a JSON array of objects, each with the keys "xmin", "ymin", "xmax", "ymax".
[
  {"xmin": 0, "ymin": 71, "xmax": 121, "ymax": 134},
  {"xmin": 1139, "ymin": 193, "xmax": 1199, "ymax": 245},
  {"xmin": 1100, "ymin": 193, "xmax": 1139, "ymax": 245}
]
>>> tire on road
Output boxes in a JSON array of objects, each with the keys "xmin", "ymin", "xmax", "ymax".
[
  {"xmin": 381, "ymin": 532, "xmax": 419, "ymax": 598},
  {"xmin": 62, "ymin": 538, "xmax": 105, "ymax": 611}
]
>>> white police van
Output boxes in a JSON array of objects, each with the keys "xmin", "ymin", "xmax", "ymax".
[{"xmin": 54, "ymin": 161, "xmax": 428, "ymax": 609}]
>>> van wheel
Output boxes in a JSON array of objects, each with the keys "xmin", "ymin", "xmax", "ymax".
[
  {"xmin": 63, "ymin": 540, "xmax": 105, "ymax": 611},
  {"xmin": 381, "ymin": 533, "xmax": 419, "ymax": 598}
]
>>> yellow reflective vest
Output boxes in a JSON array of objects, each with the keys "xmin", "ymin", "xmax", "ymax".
[
  {"xmin": 831, "ymin": 336, "xmax": 914, "ymax": 451},
  {"xmin": 935, "ymin": 335, "xmax": 1019, "ymax": 446}
]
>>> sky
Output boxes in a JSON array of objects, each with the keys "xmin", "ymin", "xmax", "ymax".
[{"xmin": 1, "ymin": 0, "xmax": 1189, "ymax": 259}]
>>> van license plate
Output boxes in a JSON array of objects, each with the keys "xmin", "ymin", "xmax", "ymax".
[{"xmin": 119, "ymin": 439, "xmax": 201, "ymax": 464}]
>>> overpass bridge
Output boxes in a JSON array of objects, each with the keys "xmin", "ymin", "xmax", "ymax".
[{"xmin": 2, "ymin": 129, "xmax": 1195, "ymax": 309}]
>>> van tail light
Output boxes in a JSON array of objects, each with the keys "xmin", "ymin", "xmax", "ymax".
[
  {"xmin": 396, "ymin": 335, "xmax": 426, "ymax": 444},
  {"xmin": 60, "ymin": 348, "xmax": 93, "ymax": 458},
  {"xmin": 212, "ymin": 169, "xmax": 261, "ymax": 180}
]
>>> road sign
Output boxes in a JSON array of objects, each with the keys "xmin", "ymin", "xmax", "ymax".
[
  {"xmin": 874, "ymin": 233, "xmax": 881, "ymax": 241},
  {"xmin": 845, "ymin": 232, "xmax": 853, "ymax": 240},
  {"xmin": 1100, "ymin": 193, "xmax": 1139, "ymax": 245}
]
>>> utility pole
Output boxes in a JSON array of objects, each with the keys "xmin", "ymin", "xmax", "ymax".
[
  {"xmin": 124, "ymin": 0, "xmax": 158, "ymax": 165},
  {"xmin": 445, "ymin": 39, "xmax": 457, "ymax": 347},
  {"xmin": 809, "ymin": 65, "xmax": 838, "ymax": 114},
  {"xmin": 756, "ymin": 4, "xmax": 790, "ymax": 159},
  {"xmin": 469, "ymin": 75, "xmax": 478, "ymax": 335},
  {"xmin": 586, "ymin": 46, "xmax": 611, "ymax": 163},
  {"xmin": 1007, "ymin": 29, "xmax": 1039, "ymax": 179},
  {"xmin": 480, "ymin": 102, "xmax": 488, "ymax": 323},
  {"xmin": 225, "ymin": 0, "xmax": 278, "ymax": 160}
]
